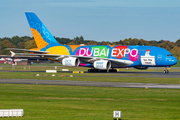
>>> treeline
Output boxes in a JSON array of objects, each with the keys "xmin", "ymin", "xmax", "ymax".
[{"xmin": 0, "ymin": 36, "xmax": 180, "ymax": 59}]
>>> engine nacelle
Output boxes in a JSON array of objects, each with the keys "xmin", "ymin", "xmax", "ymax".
[
  {"xmin": 62, "ymin": 57, "xmax": 80, "ymax": 67},
  {"xmin": 134, "ymin": 66, "xmax": 148, "ymax": 70},
  {"xmin": 93, "ymin": 60, "xmax": 111, "ymax": 70}
]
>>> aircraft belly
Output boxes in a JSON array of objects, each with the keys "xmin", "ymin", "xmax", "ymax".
[{"xmin": 110, "ymin": 61, "xmax": 130, "ymax": 68}]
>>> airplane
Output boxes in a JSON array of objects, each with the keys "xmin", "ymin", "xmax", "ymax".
[{"xmin": 8, "ymin": 12, "xmax": 178, "ymax": 73}]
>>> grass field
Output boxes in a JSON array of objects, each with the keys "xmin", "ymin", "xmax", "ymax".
[
  {"xmin": 173, "ymin": 60, "xmax": 180, "ymax": 67},
  {"xmin": 0, "ymin": 64, "xmax": 180, "ymax": 119},
  {"xmin": 0, "ymin": 84, "xmax": 180, "ymax": 120}
]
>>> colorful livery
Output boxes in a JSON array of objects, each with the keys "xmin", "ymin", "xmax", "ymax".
[{"xmin": 8, "ymin": 12, "xmax": 178, "ymax": 73}]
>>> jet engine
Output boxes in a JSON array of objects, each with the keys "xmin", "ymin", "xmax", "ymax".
[
  {"xmin": 134, "ymin": 66, "xmax": 148, "ymax": 70},
  {"xmin": 62, "ymin": 57, "xmax": 80, "ymax": 67},
  {"xmin": 93, "ymin": 60, "xmax": 111, "ymax": 70}
]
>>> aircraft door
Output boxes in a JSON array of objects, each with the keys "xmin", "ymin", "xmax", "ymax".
[{"xmin": 157, "ymin": 55, "xmax": 162, "ymax": 61}]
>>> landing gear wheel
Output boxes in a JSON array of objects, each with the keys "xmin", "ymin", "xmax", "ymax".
[
  {"xmin": 88, "ymin": 69, "xmax": 107, "ymax": 73},
  {"xmin": 88, "ymin": 69, "xmax": 96, "ymax": 72},
  {"xmin": 164, "ymin": 70, "xmax": 169, "ymax": 74},
  {"xmin": 109, "ymin": 69, "xmax": 117, "ymax": 72}
]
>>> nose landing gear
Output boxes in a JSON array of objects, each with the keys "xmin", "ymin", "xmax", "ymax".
[
  {"xmin": 164, "ymin": 67, "xmax": 170, "ymax": 74},
  {"xmin": 164, "ymin": 69, "xmax": 169, "ymax": 74}
]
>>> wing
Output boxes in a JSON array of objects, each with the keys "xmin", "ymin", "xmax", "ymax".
[{"xmin": 9, "ymin": 49, "xmax": 133, "ymax": 67}]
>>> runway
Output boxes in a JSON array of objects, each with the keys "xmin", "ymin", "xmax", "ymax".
[{"xmin": 0, "ymin": 78, "xmax": 180, "ymax": 89}]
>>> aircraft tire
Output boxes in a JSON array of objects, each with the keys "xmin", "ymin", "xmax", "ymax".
[
  {"xmin": 88, "ymin": 69, "xmax": 107, "ymax": 72},
  {"xmin": 109, "ymin": 69, "xmax": 117, "ymax": 72},
  {"xmin": 99, "ymin": 70, "xmax": 107, "ymax": 73},
  {"xmin": 164, "ymin": 70, "xmax": 169, "ymax": 74}
]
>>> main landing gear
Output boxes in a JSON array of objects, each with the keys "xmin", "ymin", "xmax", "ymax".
[
  {"xmin": 88, "ymin": 69, "xmax": 117, "ymax": 73},
  {"xmin": 109, "ymin": 69, "xmax": 117, "ymax": 73},
  {"xmin": 88, "ymin": 69, "xmax": 107, "ymax": 72},
  {"xmin": 164, "ymin": 67, "xmax": 170, "ymax": 74}
]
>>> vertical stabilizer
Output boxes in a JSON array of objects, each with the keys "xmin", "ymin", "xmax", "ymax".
[{"xmin": 25, "ymin": 12, "xmax": 60, "ymax": 50}]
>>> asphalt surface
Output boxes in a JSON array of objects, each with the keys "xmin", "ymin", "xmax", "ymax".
[{"xmin": 0, "ymin": 78, "xmax": 180, "ymax": 89}]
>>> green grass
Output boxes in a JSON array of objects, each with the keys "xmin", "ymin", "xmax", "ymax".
[
  {"xmin": 173, "ymin": 60, "xmax": 180, "ymax": 67},
  {"xmin": 0, "ymin": 84, "xmax": 180, "ymax": 120},
  {"xmin": 0, "ymin": 64, "xmax": 179, "ymax": 119}
]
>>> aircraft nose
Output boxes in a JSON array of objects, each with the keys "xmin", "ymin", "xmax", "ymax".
[
  {"xmin": 174, "ymin": 57, "xmax": 178, "ymax": 65},
  {"xmin": 171, "ymin": 57, "xmax": 178, "ymax": 66}
]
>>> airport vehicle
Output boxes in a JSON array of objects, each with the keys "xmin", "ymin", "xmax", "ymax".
[{"xmin": 8, "ymin": 12, "xmax": 177, "ymax": 73}]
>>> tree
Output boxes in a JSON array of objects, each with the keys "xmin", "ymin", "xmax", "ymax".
[
  {"xmin": 2, "ymin": 40, "xmax": 15, "ymax": 55},
  {"xmin": 25, "ymin": 40, "xmax": 37, "ymax": 49},
  {"xmin": 87, "ymin": 40, "xmax": 98, "ymax": 45},
  {"xmin": 79, "ymin": 36, "xmax": 85, "ymax": 44},
  {"xmin": 10, "ymin": 36, "xmax": 23, "ymax": 47},
  {"xmin": 129, "ymin": 38, "xmax": 139, "ymax": 45},
  {"xmin": 55, "ymin": 37, "xmax": 72, "ymax": 45},
  {"xmin": 121, "ymin": 38, "xmax": 139, "ymax": 45},
  {"xmin": 122, "ymin": 38, "xmax": 129, "ymax": 45},
  {"xmin": 68, "ymin": 41, "xmax": 76, "ymax": 45},
  {"xmin": 101, "ymin": 41, "xmax": 111, "ymax": 45},
  {"xmin": 158, "ymin": 41, "xmax": 175, "ymax": 51},
  {"xmin": 3, "ymin": 39, "xmax": 15, "ymax": 48},
  {"xmin": 170, "ymin": 46, "xmax": 180, "ymax": 60},
  {"xmin": 112, "ymin": 42, "xmax": 119, "ymax": 45},
  {"xmin": 18, "ymin": 42, "xmax": 25, "ymax": 49},
  {"xmin": 175, "ymin": 39, "xmax": 180, "ymax": 47},
  {"xmin": 0, "ymin": 41, "xmax": 4, "ymax": 54},
  {"xmin": 158, "ymin": 40, "xmax": 165, "ymax": 44},
  {"xmin": 75, "ymin": 36, "xmax": 80, "ymax": 44},
  {"xmin": 148, "ymin": 40, "xmax": 159, "ymax": 46},
  {"xmin": 118, "ymin": 40, "xmax": 123, "ymax": 45},
  {"xmin": 138, "ymin": 39, "xmax": 150, "ymax": 45}
]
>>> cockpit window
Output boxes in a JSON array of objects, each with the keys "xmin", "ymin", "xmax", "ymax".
[{"xmin": 167, "ymin": 54, "xmax": 173, "ymax": 56}]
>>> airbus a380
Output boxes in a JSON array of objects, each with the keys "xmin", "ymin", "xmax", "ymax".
[{"xmin": 8, "ymin": 12, "xmax": 178, "ymax": 73}]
